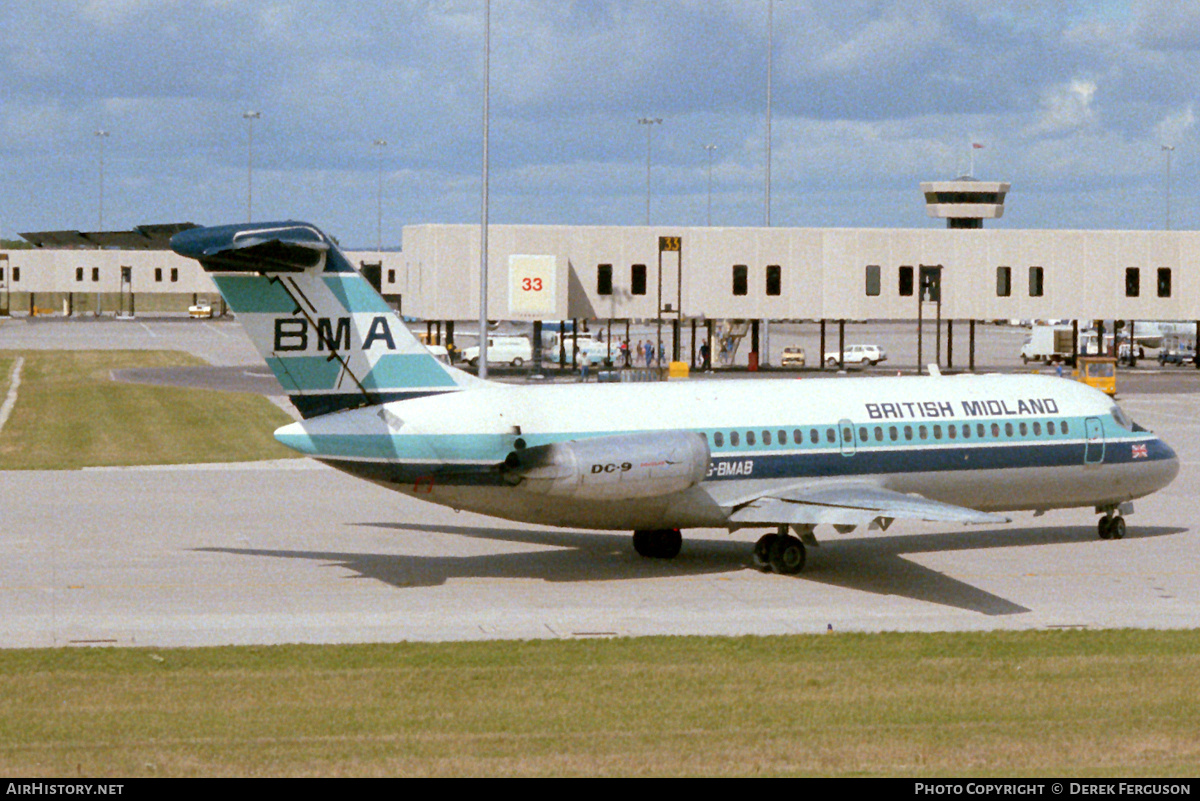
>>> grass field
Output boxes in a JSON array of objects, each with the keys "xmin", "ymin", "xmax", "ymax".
[
  {"xmin": 1, "ymin": 630, "xmax": 1199, "ymax": 777},
  {"xmin": 0, "ymin": 350, "xmax": 299, "ymax": 469}
]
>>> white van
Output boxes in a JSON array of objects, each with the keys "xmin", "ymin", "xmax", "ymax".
[{"xmin": 459, "ymin": 336, "xmax": 533, "ymax": 367}]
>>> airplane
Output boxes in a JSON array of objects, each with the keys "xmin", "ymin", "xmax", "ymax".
[{"xmin": 170, "ymin": 222, "xmax": 1180, "ymax": 574}]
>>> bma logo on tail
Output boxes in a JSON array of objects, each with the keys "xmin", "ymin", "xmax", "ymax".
[{"xmin": 273, "ymin": 316, "xmax": 398, "ymax": 352}]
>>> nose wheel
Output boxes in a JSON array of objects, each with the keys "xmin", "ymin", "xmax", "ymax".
[{"xmin": 1098, "ymin": 515, "xmax": 1126, "ymax": 540}]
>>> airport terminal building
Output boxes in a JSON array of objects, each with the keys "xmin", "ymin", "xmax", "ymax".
[{"xmin": 2, "ymin": 179, "xmax": 1197, "ymax": 364}]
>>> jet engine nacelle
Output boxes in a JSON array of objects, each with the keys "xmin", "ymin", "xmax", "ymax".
[{"xmin": 502, "ymin": 431, "xmax": 710, "ymax": 500}]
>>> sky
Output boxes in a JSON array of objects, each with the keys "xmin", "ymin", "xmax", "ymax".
[{"xmin": 2, "ymin": 0, "xmax": 1200, "ymax": 248}]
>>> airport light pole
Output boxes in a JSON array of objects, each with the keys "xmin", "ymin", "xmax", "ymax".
[
  {"xmin": 638, "ymin": 117, "xmax": 662, "ymax": 225},
  {"xmin": 1162, "ymin": 144, "xmax": 1175, "ymax": 231},
  {"xmin": 243, "ymin": 110, "xmax": 261, "ymax": 222},
  {"xmin": 478, "ymin": 0, "xmax": 491, "ymax": 379},
  {"xmin": 373, "ymin": 139, "xmax": 388, "ymax": 250},
  {"xmin": 765, "ymin": 0, "xmax": 773, "ymax": 227},
  {"xmin": 94, "ymin": 130, "xmax": 110, "ymax": 232},
  {"xmin": 702, "ymin": 144, "xmax": 718, "ymax": 226}
]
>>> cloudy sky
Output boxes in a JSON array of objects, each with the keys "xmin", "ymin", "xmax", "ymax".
[{"xmin": 2, "ymin": 0, "xmax": 1198, "ymax": 248}]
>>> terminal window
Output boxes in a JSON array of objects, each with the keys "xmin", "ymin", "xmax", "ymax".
[
  {"xmin": 170, "ymin": 268, "xmax": 178, "ymax": 283},
  {"xmin": 12, "ymin": 268, "xmax": 18, "ymax": 282},
  {"xmin": 597, "ymin": 264, "xmax": 613, "ymax": 295},
  {"xmin": 766, "ymin": 265, "xmax": 781, "ymax": 296},
  {"xmin": 732, "ymin": 265, "xmax": 748, "ymax": 296},
  {"xmin": 996, "ymin": 266, "xmax": 1011, "ymax": 297},
  {"xmin": 1158, "ymin": 268, "xmax": 1172, "ymax": 298},
  {"xmin": 387, "ymin": 269, "xmax": 395, "ymax": 284},
  {"xmin": 631, "ymin": 264, "xmax": 646, "ymax": 295},
  {"xmin": 1125, "ymin": 267, "xmax": 1140, "ymax": 297},
  {"xmin": 155, "ymin": 268, "xmax": 163, "ymax": 282},
  {"xmin": 76, "ymin": 267, "xmax": 84, "ymax": 282},
  {"xmin": 898, "ymin": 266, "xmax": 914, "ymax": 296},
  {"xmin": 865, "ymin": 265, "xmax": 881, "ymax": 296},
  {"xmin": 1028, "ymin": 266, "xmax": 1044, "ymax": 297},
  {"xmin": 92, "ymin": 268, "xmax": 99, "ymax": 282}
]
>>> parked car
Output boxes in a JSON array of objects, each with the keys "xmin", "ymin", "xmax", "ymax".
[
  {"xmin": 823, "ymin": 344, "xmax": 886, "ymax": 367},
  {"xmin": 187, "ymin": 303, "xmax": 213, "ymax": 319},
  {"xmin": 1158, "ymin": 344, "xmax": 1196, "ymax": 366},
  {"xmin": 780, "ymin": 346, "xmax": 806, "ymax": 367}
]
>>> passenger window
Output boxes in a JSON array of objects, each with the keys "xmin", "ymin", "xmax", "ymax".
[
  {"xmin": 933, "ymin": 425, "xmax": 942, "ymax": 440},
  {"xmin": 858, "ymin": 427, "xmax": 868, "ymax": 442},
  {"xmin": 919, "ymin": 425, "xmax": 928, "ymax": 440},
  {"xmin": 904, "ymin": 425, "xmax": 913, "ymax": 440},
  {"xmin": 889, "ymin": 426, "xmax": 898, "ymax": 441},
  {"xmin": 991, "ymin": 423, "xmax": 1000, "ymax": 437},
  {"xmin": 763, "ymin": 430, "xmax": 772, "ymax": 446},
  {"xmin": 1019, "ymin": 422, "xmax": 1028, "ymax": 436},
  {"xmin": 1048, "ymin": 421, "xmax": 1056, "ymax": 435},
  {"xmin": 793, "ymin": 429, "xmax": 802, "ymax": 444},
  {"xmin": 1033, "ymin": 422, "xmax": 1041, "ymax": 435},
  {"xmin": 746, "ymin": 431, "xmax": 756, "ymax": 446},
  {"xmin": 977, "ymin": 424, "xmax": 985, "ymax": 438},
  {"xmin": 1005, "ymin": 423, "xmax": 1014, "ymax": 437},
  {"xmin": 1062, "ymin": 420, "xmax": 1069, "ymax": 434},
  {"xmin": 731, "ymin": 431, "xmax": 741, "ymax": 446},
  {"xmin": 714, "ymin": 431, "xmax": 724, "ymax": 447},
  {"xmin": 778, "ymin": 430, "xmax": 786, "ymax": 445},
  {"xmin": 874, "ymin": 426, "xmax": 883, "ymax": 441},
  {"xmin": 948, "ymin": 425, "xmax": 957, "ymax": 440},
  {"xmin": 826, "ymin": 428, "xmax": 836, "ymax": 444},
  {"xmin": 810, "ymin": 429, "xmax": 819, "ymax": 444},
  {"xmin": 960, "ymin": 424, "xmax": 969, "ymax": 439}
]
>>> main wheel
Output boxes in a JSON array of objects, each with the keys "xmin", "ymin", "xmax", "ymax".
[
  {"xmin": 632, "ymin": 529, "xmax": 653, "ymax": 557},
  {"xmin": 655, "ymin": 529, "xmax": 682, "ymax": 559},
  {"xmin": 1109, "ymin": 516, "xmax": 1126, "ymax": 540},
  {"xmin": 1098, "ymin": 517, "xmax": 1112, "ymax": 540},
  {"xmin": 768, "ymin": 535, "xmax": 806, "ymax": 574},
  {"xmin": 753, "ymin": 534, "xmax": 778, "ymax": 570}
]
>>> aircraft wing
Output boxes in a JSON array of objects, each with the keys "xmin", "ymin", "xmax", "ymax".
[{"xmin": 727, "ymin": 484, "xmax": 1010, "ymax": 528}]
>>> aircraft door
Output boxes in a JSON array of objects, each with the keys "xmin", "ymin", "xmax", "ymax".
[
  {"xmin": 1084, "ymin": 417, "xmax": 1105, "ymax": 464},
  {"xmin": 838, "ymin": 418, "xmax": 857, "ymax": 456}
]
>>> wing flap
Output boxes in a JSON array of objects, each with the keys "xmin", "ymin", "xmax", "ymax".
[{"xmin": 728, "ymin": 484, "xmax": 1009, "ymax": 527}]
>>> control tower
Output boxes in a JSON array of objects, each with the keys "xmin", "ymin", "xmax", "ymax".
[{"xmin": 920, "ymin": 177, "xmax": 1010, "ymax": 229}]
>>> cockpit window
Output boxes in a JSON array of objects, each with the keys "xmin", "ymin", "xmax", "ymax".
[{"xmin": 1110, "ymin": 405, "xmax": 1136, "ymax": 432}]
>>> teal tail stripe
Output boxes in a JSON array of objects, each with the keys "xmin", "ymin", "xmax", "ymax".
[
  {"xmin": 322, "ymin": 274, "xmax": 392, "ymax": 314},
  {"xmin": 212, "ymin": 275, "xmax": 297, "ymax": 314},
  {"xmin": 363, "ymin": 354, "xmax": 458, "ymax": 390},
  {"xmin": 266, "ymin": 356, "xmax": 345, "ymax": 392}
]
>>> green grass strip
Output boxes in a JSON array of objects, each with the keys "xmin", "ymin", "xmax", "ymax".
[
  {"xmin": 1, "ymin": 630, "xmax": 1198, "ymax": 777},
  {"xmin": 0, "ymin": 350, "xmax": 299, "ymax": 469}
]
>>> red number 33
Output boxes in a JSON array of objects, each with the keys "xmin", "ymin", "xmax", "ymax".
[{"xmin": 522, "ymin": 277, "xmax": 543, "ymax": 291}]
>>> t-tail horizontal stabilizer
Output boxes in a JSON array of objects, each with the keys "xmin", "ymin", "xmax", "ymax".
[{"xmin": 170, "ymin": 222, "xmax": 483, "ymax": 418}]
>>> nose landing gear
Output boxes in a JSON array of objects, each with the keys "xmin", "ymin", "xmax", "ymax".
[{"xmin": 1098, "ymin": 515, "xmax": 1126, "ymax": 540}]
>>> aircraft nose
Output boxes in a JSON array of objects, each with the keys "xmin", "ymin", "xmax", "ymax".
[{"xmin": 1151, "ymin": 437, "xmax": 1180, "ymax": 491}]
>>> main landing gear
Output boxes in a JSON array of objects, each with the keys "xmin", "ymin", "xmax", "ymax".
[
  {"xmin": 752, "ymin": 525, "xmax": 807, "ymax": 575},
  {"xmin": 632, "ymin": 529, "xmax": 683, "ymax": 559}
]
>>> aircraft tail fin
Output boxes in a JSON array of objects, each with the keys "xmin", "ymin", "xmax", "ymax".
[{"xmin": 171, "ymin": 221, "xmax": 482, "ymax": 418}]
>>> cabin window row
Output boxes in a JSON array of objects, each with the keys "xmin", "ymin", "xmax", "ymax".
[{"xmin": 705, "ymin": 420, "xmax": 1072, "ymax": 448}]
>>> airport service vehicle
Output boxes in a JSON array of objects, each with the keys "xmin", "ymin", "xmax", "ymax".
[
  {"xmin": 780, "ymin": 347, "xmax": 806, "ymax": 367},
  {"xmin": 1020, "ymin": 325, "xmax": 1074, "ymax": 364},
  {"xmin": 171, "ymin": 222, "xmax": 1179, "ymax": 574},
  {"xmin": 824, "ymin": 344, "xmax": 885, "ymax": 367},
  {"xmin": 188, "ymin": 303, "xmax": 214, "ymax": 319},
  {"xmin": 1158, "ymin": 342, "xmax": 1195, "ymax": 366},
  {"xmin": 459, "ymin": 335, "xmax": 532, "ymax": 368}
]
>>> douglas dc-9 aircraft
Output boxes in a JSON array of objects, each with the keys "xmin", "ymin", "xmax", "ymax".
[{"xmin": 171, "ymin": 222, "xmax": 1180, "ymax": 574}]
